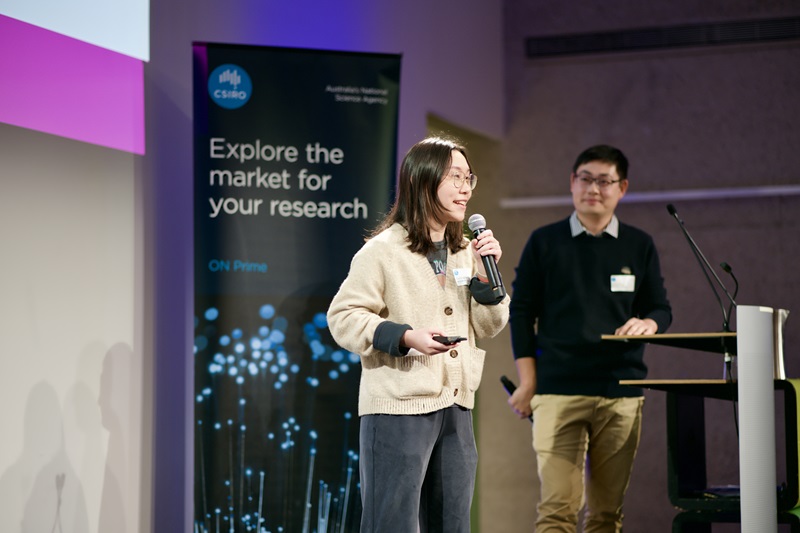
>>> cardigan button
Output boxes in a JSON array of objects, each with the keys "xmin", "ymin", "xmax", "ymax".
[
  {"xmin": 454, "ymin": 388, "xmax": 459, "ymax": 396},
  {"xmin": 444, "ymin": 306, "xmax": 453, "ymax": 315},
  {"xmin": 449, "ymin": 350, "xmax": 458, "ymax": 358}
]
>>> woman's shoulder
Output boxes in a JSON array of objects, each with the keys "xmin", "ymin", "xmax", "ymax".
[
  {"xmin": 358, "ymin": 223, "xmax": 407, "ymax": 256},
  {"xmin": 369, "ymin": 223, "xmax": 407, "ymax": 244}
]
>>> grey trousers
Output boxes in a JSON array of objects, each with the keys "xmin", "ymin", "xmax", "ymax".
[{"xmin": 359, "ymin": 405, "xmax": 478, "ymax": 533}]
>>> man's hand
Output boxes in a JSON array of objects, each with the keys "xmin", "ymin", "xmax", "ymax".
[
  {"xmin": 507, "ymin": 357, "xmax": 537, "ymax": 420},
  {"xmin": 615, "ymin": 317, "xmax": 658, "ymax": 336},
  {"xmin": 508, "ymin": 383, "xmax": 535, "ymax": 420}
]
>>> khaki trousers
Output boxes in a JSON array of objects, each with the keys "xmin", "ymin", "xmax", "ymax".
[{"xmin": 531, "ymin": 394, "xmax": 644, "ymax": 533}]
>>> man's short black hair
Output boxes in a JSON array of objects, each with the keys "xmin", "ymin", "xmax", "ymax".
[{"xmin": 572, "ymin": 145, "xmax": 629, "ymax": 181}]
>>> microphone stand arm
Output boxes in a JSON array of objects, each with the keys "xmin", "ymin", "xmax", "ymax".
[
  {"xmin": 667, "ymin": 205, "xmax": 739, "ymax": 381},
  {"xmin": 673, "ymin": 214, "xmax": 730, "ymax": 331}
]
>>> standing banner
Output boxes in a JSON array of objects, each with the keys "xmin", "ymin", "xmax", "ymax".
[{"xmin": 192, "ymin": 43, "xmax": 400, "ymax": 533}]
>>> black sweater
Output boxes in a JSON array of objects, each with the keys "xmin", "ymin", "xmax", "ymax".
[{"xmin": 509, "ymin": 217, "xmax": 672, "ymax": 397}]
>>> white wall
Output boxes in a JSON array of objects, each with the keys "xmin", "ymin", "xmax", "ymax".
[{"xmin": 0, "ymin": 124, "xmax": 142, "ymax": 533}]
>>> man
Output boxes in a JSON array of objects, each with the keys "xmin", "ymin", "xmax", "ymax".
[{"xmin": 507, "ymin": 145, "xmax": 672, "ymax": 532}]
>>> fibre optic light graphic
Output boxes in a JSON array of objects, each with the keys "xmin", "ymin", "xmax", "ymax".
[{"xmin": 194, "ymin": 300, "xmax": 361, "ymax": 532}]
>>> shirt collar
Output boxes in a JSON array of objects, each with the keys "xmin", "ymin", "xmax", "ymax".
[{"xmin": 569, "ymin": 211, "xmax": 619, "ymax": 238}]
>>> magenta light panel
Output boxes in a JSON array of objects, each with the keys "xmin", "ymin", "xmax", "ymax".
[{"xmin": 0, "ymin": 15, "xmax": 145, "ymax": 154}]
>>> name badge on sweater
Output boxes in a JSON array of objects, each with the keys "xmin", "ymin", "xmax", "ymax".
[
  {"xmin": 610, "ymin": 274, "xmax": 635, "ymax": 292},
  {"xmin": 452, "ymin": 268, "xmax": 471, "ymax": 286}
]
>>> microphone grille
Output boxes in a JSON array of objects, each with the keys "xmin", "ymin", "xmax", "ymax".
[{"xmin": 468, "ymin": 214, "xmax": 486, "ymax": 232}]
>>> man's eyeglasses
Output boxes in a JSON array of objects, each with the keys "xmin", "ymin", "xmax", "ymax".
[
  {"xmin": 446, "ymin": 170, "xmax": 478, "ymax": 190},
  {"xmin": 574, "ymin": 172, "xmax": 621, "ymax": 189}
]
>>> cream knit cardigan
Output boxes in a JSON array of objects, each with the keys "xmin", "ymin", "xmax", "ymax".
[{"xmin": 327, "ymin": 223, "xmax": 510, "ymax": 416}]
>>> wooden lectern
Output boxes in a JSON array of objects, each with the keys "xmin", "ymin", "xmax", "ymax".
[
  {"xmin": 603, "ymin": 332, "xmax": 800, "ymax": 531},
  {"xmin": 602, "ymin": 332, "xmax": 737, "ymax": 355}
]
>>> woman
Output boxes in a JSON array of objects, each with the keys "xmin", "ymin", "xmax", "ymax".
[{"xmin": 327, "ymin": 136, "xmax": 509, "ymax": 533}]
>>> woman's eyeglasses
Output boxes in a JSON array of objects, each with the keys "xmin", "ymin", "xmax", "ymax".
[{"xmin": 446, "ymin": 170, "xmax": 478, "ymax": 190}]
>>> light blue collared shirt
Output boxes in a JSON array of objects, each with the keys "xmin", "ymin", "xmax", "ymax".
[{"xmin": 569, "ymin": 211, "xmax": 619, "ymax": 238}]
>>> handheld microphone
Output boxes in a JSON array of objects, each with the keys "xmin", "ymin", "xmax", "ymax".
[
  {"xmin": 666, "ymin": 204, "xmax": 737, "ymax": 332},
  {"xmin": 500, "ymin": 375, "xmax": 533, "ymax": 423},
  {"xmin": 468, "ymin": 214, "xmax": 506, "ymax": 300}
]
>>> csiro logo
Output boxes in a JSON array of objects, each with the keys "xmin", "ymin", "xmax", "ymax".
[{"xmin": 208, "ymin": 64, "xmax": 252, "ymax": 109}]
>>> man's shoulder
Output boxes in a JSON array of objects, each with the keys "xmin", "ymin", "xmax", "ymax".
[
  {"xmin": 617, "ymin": 221, "xmax": 655, "ymax": 243},
  {"xmin": 530, "ymin": 217, "xmax": 571, "ymax": 239}
]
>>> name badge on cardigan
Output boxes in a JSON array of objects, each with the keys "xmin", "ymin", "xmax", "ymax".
[
  {"xmin": 452, "ymin": 268, "xmax": 471, "ymax": 286},
  {"xmin": 610, "ymin": 274, "xmax": 635, "ymax": 292}
]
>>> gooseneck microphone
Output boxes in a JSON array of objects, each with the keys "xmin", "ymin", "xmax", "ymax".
[
  {"xmin": 467, "ymin": 213, "xmax": 506, "ymax": 300},
  {"xmin": 720, "ymin": 262, "xmax": 740, "ymax": 324},
  {"xmin": 718, "ymin": 261, "xmax": 741, "ymax": 380},
  {"xmin": 666, "ymin": 204, "xmax": 737, "ymax": 332},
  {"xmin": 720, "ymin": 261, "xmax": 740, "ymax": 329}
]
